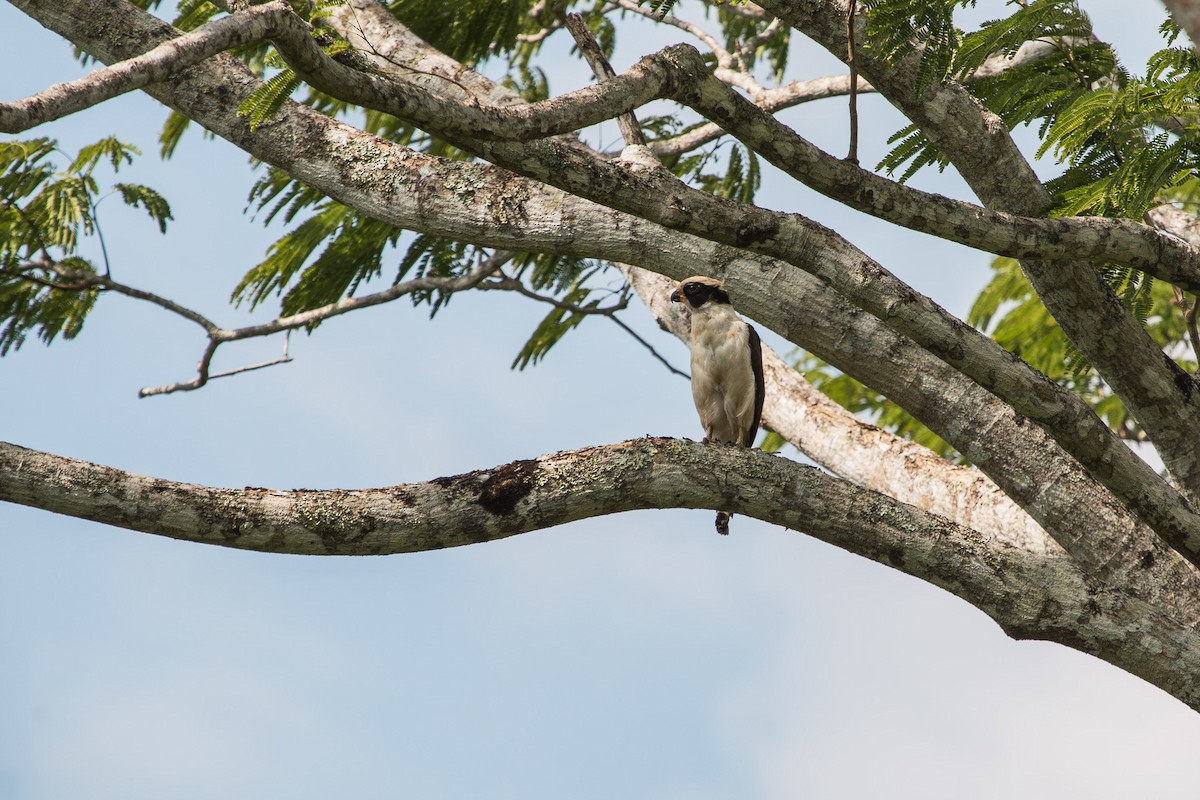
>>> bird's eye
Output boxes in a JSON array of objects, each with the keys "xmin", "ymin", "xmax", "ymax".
[{"xmin": 684, "ymin": 283, "xmax": 701, "ymax": 294}]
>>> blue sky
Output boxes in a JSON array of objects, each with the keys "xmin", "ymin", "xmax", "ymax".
[{"xmin": 4, "ymin": 1, "xmax": 1200, "ymax": 798}]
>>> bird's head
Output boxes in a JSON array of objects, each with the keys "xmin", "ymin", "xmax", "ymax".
[{"xmin": 669, "ymin": 276, "xmax": 731, "ymax": 309}]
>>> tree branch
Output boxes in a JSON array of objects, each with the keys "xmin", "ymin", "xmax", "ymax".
[
  {"xmin": 4, "ymin": 435, "xmax": 1200, "ymax": 710},
  {"xmin": 757, "ymin": 0, "xmax": 1200, "ymax": 501},
  {"xmin": 14, "ymin": 1, "xmax": 1198, "ymax": 296},
  {"xmin": 138, "ymin": 251, "xmax": 508, "ymax": 397},
  {"xmin": 17, "ymin": 0, "xmax": 1199, "ymax": 607},
  {"xmin": 0, "ymin": 6, "xmax": 280, "ymax": 132},
  {"xmin": 172, "ymin": 8, "xmax": 1200, "ymax": 554}
]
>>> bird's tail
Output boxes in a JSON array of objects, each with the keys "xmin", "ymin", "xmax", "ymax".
[{"xmin": 715, "ymin": 511, "xmax": 732, "ymax": 535}]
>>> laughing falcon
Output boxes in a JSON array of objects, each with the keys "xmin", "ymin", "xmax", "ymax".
[{"xmin": 670, "ymin": 276, "xmax": 765, "ymax": 535}]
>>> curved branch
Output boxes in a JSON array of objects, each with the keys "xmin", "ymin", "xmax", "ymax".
[
  {"xmin": 3, "ymin": 435, "xmax": 1200, "ymax": 710},
  {"xmin": 17, "ymin": 0, "xmax": 1200, "ymax": 608},
  {"xmin": 645, "ymin": 38, "xmax": 1074, "ymax": 160},
  {"xmin": 1, "ymin": 1, "xmax": 679, "ymax": 142},
  {"xmin": 623, "ymin": 266, "xmax": 1054, "ymax": 554},
  {"xmin": 176, "ymin": 7, "xmax": 1199, "ymax": 553},
  {"xmin": 461, "ymin": 130, "xmax": 1200, "ymax": 566},
  {"xmin": 669, "ymin": 64, "xmax": 1200, "ymax": 293},
  {"xmin": 0, "ymin": 7, "xmax": 278, "ymax": 132}
]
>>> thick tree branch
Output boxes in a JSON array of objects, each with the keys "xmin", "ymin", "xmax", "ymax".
[
  {"xmin": 166, "ymin": 7, "xmax": 1196, "ymax": 564},
  {"xmin": 3, "ymin": 436, "xmax": 1200, "ymax": 710},
  {"xmin": 759, "ymin": 0, "xmax": 1200, "ymax": 501},
  {"xmin": 625, "ymin": 266, "xmax": 1055, "ymax": 553},
  {"xmin": 1, "ymin": 1, "xmax": 678, "ymax": 141},
  {"xmin": 667, "ymin": 65, "xmax": 1200, "ymax": 293},
  {"xmin": 272, "ymin": 11, "xmax": 1200, "ymax": 291},
  {"xmin": 0, "ymin": 7, "xmax": 276, "ymax": 132},
  {"xmin": 11, "ymin": 2, "xmax": 1199, "ymax": 295},
  {"xmin": 456, "ymin": 132, "xmax": 1200, "ymax": 566},
  {"xmin": 645, "ymin": 38, "xmax": 1075, "ymax": 160},
  {"xmin": 16, "ymin": 0, "xmax": 1200, "ymax": 611}
]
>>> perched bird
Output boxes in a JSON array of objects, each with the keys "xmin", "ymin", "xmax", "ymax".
[{"xmin": 670, "ymin": 276, "xmax": 765, "ymax": 535}]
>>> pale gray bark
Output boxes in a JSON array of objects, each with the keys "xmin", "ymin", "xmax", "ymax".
[
  {"xmin": 28, "ymin": 0, "xmax": 1190, "ymax": 566},
  {"xmin": 4, "ymin": 437, "xmax": 1200, "ymax": 709},
  {"xmin": 757, "ymin": 0, "xmax": 1200, "ymax": 500},
  {"xmin": 7, "ymin": 0, "xmax": 1200, "ymax": 711}
]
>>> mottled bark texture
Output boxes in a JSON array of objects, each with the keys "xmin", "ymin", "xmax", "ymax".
[{"xmin": 6, "ymin": 0, "xmax": 1200, "ymax": 711}]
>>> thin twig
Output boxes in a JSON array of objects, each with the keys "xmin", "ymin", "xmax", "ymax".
[
  {"xmin": 734, "ymin": 16, "xmax": 784, "ymax": 72},
  {"xmin": 480, "ymin": 272, "xmax": 630, "ymax": 315},
  {"xmin": 137, "ymin": 252, "xmax": 512, "ymax": 398},
  {"xmin": 333, "ymin": 4, "xmax": 482, "ymax": 103},
  {"xmin": 845, "ymin": 0, "xmax": 860, "ymax": 165},
  {"xmin": 608, "ymin": 313, "xmax": 690, "ymax": 379},
  {"xmin": 612, "ymin": 0, "xmax": 730, "ymax": 67},
  {"xmin": 561, "ymin": 12, "xmax": 688, "ymax": 381}
]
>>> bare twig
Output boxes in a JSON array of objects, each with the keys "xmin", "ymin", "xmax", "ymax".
[
  {"xmin": 845, "ymin": 0, "xmax": 860, "ymax": 165},
  {"xmin": 137, "ymin": 253, "xmax": 512, "ymax": 398},
  {"xmin": 329, "ymin": 3, "xmax": 483, "ymax": 103},
  {"xmin": 734, "ymin": 16, "xmax": 784, "ymax": 73},
  {"xmin": 481, "ymin": 272, "xmax": 630, "ymax": 316},
  {"xmin": 563, "ymin": 13, "xmax": 646, "ymax": 147},
  {"xmin": 613, "ymin": 0, "xmax": 729, "ymax": 67},
  {"xmin": 560, "ymin": 13, "xmax": 693, "ymax": 381},
  {"xmin": 608, "ymin": 313, "xmax": 690, "ymax": 379},
  {"xmin": 9, "ymin": 259, "xmax": 221, "ymax": 331}
]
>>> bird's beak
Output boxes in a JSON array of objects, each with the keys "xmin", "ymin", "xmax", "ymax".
[{"xmin": 669, "ymin": 289, "xmax": 681, "ymax": 303}]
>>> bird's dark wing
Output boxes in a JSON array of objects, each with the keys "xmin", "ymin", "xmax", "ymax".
[{"xmin": 746, "ymin": 322, "xmax": 765, "ymax": 447}]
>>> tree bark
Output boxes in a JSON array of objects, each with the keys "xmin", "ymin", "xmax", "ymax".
[{"xmin": 8, "ymin": 0, "xmax": 1200, "ymax": 712}]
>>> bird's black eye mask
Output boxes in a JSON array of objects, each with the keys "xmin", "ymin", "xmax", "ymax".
[{"xmin": 684, "ymin": 282, "xmax": 729, "ymax": 306}]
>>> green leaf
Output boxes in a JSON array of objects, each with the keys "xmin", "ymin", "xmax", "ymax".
[
  {"xmin": 69, "ymin": 137, "xmax": 139, "ymax": 176},
  {"xmin": 171, "ymin": 0, "xmax": 221, "ymax": 32},
  {"xmin": 794, "ymin": 351, "xmax": 962, "ymax": 461},
  {"xmin": 758, "ymin": 430, "xmax": 787, "ymax": 454},
  {"xmin": 0, "ymin": 257, "xmax": 99, "ymax": 355},
  {"xmin": 159, "ymin": 111, "xmax": 194, "ymax": 159},
  {"xmin": 114, "ymin": 183, "xmax": 173, "ymax": 233},
  {"xmin": 511, "ymin": 284, "xmax": 595, "ymax": 370},
  {"xmin": 238, "ymin": 68, "xmax": 304, "ymax": 131},
  {"xmin": 388, "ymin": 0, "xmax": 540, "ymax": 64}
]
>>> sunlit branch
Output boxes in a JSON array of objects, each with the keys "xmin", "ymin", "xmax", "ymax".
[{"xmin": 0, "ymin": 9, "xmax": 277, "ymax": 133}]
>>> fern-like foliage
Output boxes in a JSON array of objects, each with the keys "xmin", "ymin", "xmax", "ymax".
[
  {"xmin": 387, "ymin": 0, "xmax": 540, "ymax": 65},
  {"xmin": 238, "ymin": 33, "xmax": 351, "ymax": 131},
  {"xmin": 852, "ymin": 0, "xmax": 1200, "ymax": 443},
  {"xmin": 863, "ymin": 0, "xmax": 975, "ymax": 98},
  {"xmin": 671, "ymin": 140, "xmax": 762, "ymax": 204},
  {"xmin": 240, "ymin": 162, "xmax": 606, "ymax": 365},
  {"xmin": 0, "ymin": 138, "xmax": 172, "ymax": 354},
  {"xmin": 869, "ymin": 0, "xmax": 1107, "ymax": 182},
  {"xmin": 869, "ymin": 0, "xmax": 1200, "ymax": 222},
  {"xmin": 233, "ymin": 193, "xmax": 399, "ymax": 320}
]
